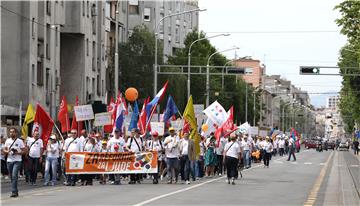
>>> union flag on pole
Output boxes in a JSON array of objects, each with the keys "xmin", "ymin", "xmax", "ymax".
[
  {"xmin": 33, "ymin": 103, "xmax": 54, "ymax": 146},
  {"xmin": 58, "ymin": 96, "xmax": 70, "ymax": 133}
]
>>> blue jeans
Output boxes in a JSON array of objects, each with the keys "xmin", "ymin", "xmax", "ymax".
[
  {"xmin": 243, "ymin": 150, "xmax": 250, "ymax": 168},
  {"xmin": 7, "ymin": 161, "xmax": 21, "ymax": 193},
  {"xmin": 195, "ymin": 156, "xmax": 204, "ymax": 178},
  {"xmin": 45, "ymin": 157, "xmax": 58, "ymax": 184},
  {"xmin": 166, "ymin": 158, "xmax": 179, "ymax": 181}
]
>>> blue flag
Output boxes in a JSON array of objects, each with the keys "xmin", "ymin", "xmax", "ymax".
[
  {"xmin": 128, "ymin": 101, "xmax": 139, "ymax": 131},
  {"xmin": 163, "ymin": 95, "xmax": 179, "ymax": 123}
]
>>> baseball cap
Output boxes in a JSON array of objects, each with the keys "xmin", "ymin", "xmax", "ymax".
[{"xmin": 169, "ymin": 127, "xmax": 175, "ymax": 132}]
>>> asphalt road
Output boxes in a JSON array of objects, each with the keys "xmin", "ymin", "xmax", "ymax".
[{"xmin": 1, "ymin": 149, "xmax": 359, "ymax": 206}]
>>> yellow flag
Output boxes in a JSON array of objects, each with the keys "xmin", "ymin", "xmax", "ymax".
[
  {"xmin": 21, "ymin": 104, "xmax": 35, "ymax": 137},
  {"xmin": 183, "ymin": 96, "xmax": 200, "ymax": 156}
]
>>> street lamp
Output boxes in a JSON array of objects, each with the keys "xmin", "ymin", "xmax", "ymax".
[
  {"xmin": 271, "ymin": 93, "xmax": 290, "ymax": 128},
  {"xmin": 282, "ymin": 99, "xmax": 296, "ymax": 132},
  {"xmin": 187, "ymin": 33, "xmax": 230, "ymax": 99},
  {"xmin": 154, "ymin": 8, "xmax": 206, "ymax": 97},
  {"xmin": 206, "ymin": 46, "xmax": 239, "ymax": 107},
  {"xmin": 115, "ymin": 1, "xmax": 120, "ymax": 98}
]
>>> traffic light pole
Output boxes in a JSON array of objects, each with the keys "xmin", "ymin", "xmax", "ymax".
[{"xmin": 299, "ymin": 66, "xmax": 360, "ymax": 76}]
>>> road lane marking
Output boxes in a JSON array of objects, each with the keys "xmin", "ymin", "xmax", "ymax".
[
  {"xmin": 349, "ymin": 165, "xmax": 359, "ymax": 167},
  {"xmin": 303, "ymin": 151, "xmax": 334, "ymax": 206},
  {"xmin": 133, "ymin": 155, "xmax": 292, "ymax": 206},
  {"xmin": 319, "ymin": 163, "xmax": 325, "ymax": 166},
  {"xmin": 304, "ymin": 162, "xmax": 313, "ymax": 165}
]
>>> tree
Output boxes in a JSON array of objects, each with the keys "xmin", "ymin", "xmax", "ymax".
[
  {"xmin": 118, "ymin": 25, "xmax": 163, "ymax": 100},
  {"xmin": 335, "ymin": 1, "xmax": 360, "ymax": 133}
]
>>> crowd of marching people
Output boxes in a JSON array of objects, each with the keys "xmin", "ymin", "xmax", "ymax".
[{"xmin": 1, "ymin": 126, "xmax": 302, "ymax": 197}]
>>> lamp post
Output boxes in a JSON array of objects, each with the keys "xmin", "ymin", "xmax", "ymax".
[
  {"xmin": 271, "ymin": 94, "xmax": 289, "ymax": 128},
  {"xmin": 221, "ymin": 59, "xmax": 234, "ymax": 89},
  {"xmin": 154, "ymin": 8, "xmax": 206, "ymax": 97},
  {"xmin": 282, "ymin": 100, "xmax": 296, "ymax": 132},
  {"xmin": 115, "ymin": 1, "xmax": 120, "ymax": 97},
  {"xmin": 187, "ymin": 33, "xmax": 229, "ymax": 99},
  {"xmin": 206, "ymin": 47, "xmax": 239, "ymax": 107}
]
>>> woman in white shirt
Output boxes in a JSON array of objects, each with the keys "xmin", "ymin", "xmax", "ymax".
[
  {"xmin": 223, "ymin": 133, "xmax": 241, "ymax": 185},
  {"xmin": 263, "ymin": 136, "xmax": 273, "ymax": 168},
  {"xmin": 44, "ymin": 134, "xmax": 60, "ymax": 186}
]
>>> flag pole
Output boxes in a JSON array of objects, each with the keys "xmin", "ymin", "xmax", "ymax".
[
  {"xmin": 53, "ymin": 123, "xmax": 65, "ymax": 142},
  {"xmin": 145, "ymin": 102, "xmax": 158, "ymax": 131},
  {"xmin": 65, "ymin": 113, "xmax": 70, "ymax": 137}
]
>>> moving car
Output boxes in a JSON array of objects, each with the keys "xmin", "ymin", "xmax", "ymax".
[
  {"xmin": 338, "ymin": 139, "xmax": 349, "ymax": 151},
  {"xmin": 305, "ymin": 140, "xmax": 317, "ymax": 149},
  {"xmin": 327, "ymin": 141, "xmax": 335, "ymax": 150}
]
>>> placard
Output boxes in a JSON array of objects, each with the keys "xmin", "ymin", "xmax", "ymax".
[
  {"xmin": 259, "ymin": 130, "xmax": 268, "ymax": 137},
  {"xmin": 150, "ymin": 122, "xmax": 165, "ymax": 136},
  {"xmin": 74, "ymin": 105, "xmax": 95, "ymax": 121},
  {"xmin": 249, "ymin": 127, "xmax": 259, "ymax": 137},
  {"xmin": 94, "ymin": 112, "xmax": 112, "ymax": 127},
  {"xmin": 65, "ymin": 151, "xmax": 158, "ymax": 174},
  {"xmin": 170, "ymin": 119, "xmax": 183, "ymax": 131},
  {"xmin": 0, "ymin": 127, "xmax": 7, "ymax": 137}
]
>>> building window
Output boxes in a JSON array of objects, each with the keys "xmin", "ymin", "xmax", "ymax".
[
  {"xmin": 31, "ymin": 18, "xmax": 35, "ymax": 39},
  {"xmin": 92, "ymin": 41, "xmax": 96, "ymax": 71},
  {"xmin": 61, "ymin": 0, "xmax": 64, "ymax": 7},
  {"xmin": 122, "ymin": 0, "xmax": 127, "ymax": 12},
  {"xmin": 102, "ymin": 80, "xmax": 104, "ymax": 96},
  {"xmin": 32, "ymin": 64, "xmax": 36, "ymax": 86},
  {"xmin": 176, "ymin": 1, "xmax": 180, "ymax": 12},
  {"xmin": 55, "ymin": 27, "xmax": 58, "ymax": 47},
  {"xmin": 91, "ymin": 3, "xmax": 97, "ymax": 16},
  {"xmin": 97, "ymin": 75, "xmax": 101, "ymax": 96},
  {"xmin": 175, "ymin": 25, "xmax": 180, "ymax": 43},
  {"xmin": 45, "ymin": 68, "xmax": 50, "ymax": 91},
  {"xmin": 86, "ymin": 38, "xmax": 89, "ymax": 56},
  {"xmin": 92, "ymin": 78, "xmax": 95, "ymax": 94},
  {"xmin": 46, "ymin": 0, "xmax": 51, "ymax": 15},
  {"xmin": 168, "ymin": 17, "xmax": 172, "ymax": 35},
  {"xmin": 129, "ymin": 5, "xmax": 139, "ymax": 14},
  {"xmin": 46, "ymin": 24, "xmax": 51, "ymax": 59},
  {"xmin": 159, "ymin": 13, "xmax": 164, "ymax": 34},
  {"xmin": 87, "ymin": 1, "xmax": 89, "ymax": 17},
  {"xmin": 37, "ymin": 61, "xmax": 44, "ymax": 86},
  {"xmin": 143, "ymin": 8, "xmax": 151, "ymax": 21},
  {"xmin": 82, "ymin": 1, "xmax": 85, "ymax": 16}
]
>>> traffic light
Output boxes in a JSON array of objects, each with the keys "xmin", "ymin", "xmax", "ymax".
[{"xmin": 299, "ymin": 67, "xmax": 320, "ymax": 75}]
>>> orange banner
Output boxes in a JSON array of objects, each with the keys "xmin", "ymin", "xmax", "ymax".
[{"xmin": 65, "ymin": 151, "xmax": 158, "ymax": 174}]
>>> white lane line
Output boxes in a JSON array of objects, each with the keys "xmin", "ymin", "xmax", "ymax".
[
  {"xmin": 319, "ymin": 163, "xmax": 326, "ymax": 166},
  {"xmin": 291, "ymin": 162, "xmax": 298, "ymax": 164},
  {"xmin": 304, "ymin": 162, "xmax": 313, "ymax": 165},
  {"xmin": 134, "ymin": 155, "xmax": 292, "ymax": 206},
  {"xmin": 349, "ymin": 165, "xmax": 359, "ymax": 167}
]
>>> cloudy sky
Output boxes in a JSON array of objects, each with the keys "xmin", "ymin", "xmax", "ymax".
[{"xmin": 198, "ymin": 0, "xmax": 347, "ymax": 106}]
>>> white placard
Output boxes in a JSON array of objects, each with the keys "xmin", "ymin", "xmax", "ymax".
[
  {"xmin": 0, "ymin": 127, "xmax": 7, "ymax": 137},
  {"xmin": 94, "ymin": 112, "xmax": 112, "ymax": 127},
  {"xmin": 74, "ymin": 105, "xmax": 95, "ymax": 121},
  {"xmin": 193, "ymin": 104, "xmax": 204, "ymax": 117},
  {"xmin": 150, "ymin": 122, "xmax": 165, "ymax": 136},
  {"xmin": 249, "ymin": 127, "xmax": 259, "ymax": 137},
  {"xmin": 170, "ymin": 119, "xmax": 183, "ymax": 131},
  {"xmin": 259, "ymin": 130, "xmax": 268, "ymax": 137}
]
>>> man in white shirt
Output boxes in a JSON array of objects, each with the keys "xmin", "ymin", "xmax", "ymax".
[
  {"xmin": 278, "ymin": 137, "xmax": 285, "ymax": 156},
  {"xmin": 26, "ymin": 129, "xmax": 43, "ymax": 185},
  {"xmin": 215, "ymin": 135, "xmax": 227, "ymax": 176},
  {"xmin": 127, "ymin": 128, "xmax": 144, "ymax": 184},
  {"xmin": 287, "ymin": 137, "xmax": 297, "ymax": 161},
  {"xmin": 107, "ymin": 129, "xmax": 126, "ymax": 153},
  {"xmin": 164, "ymin": 127, "xmax": 180, "ymax": 184},
  {"xmin": 63, "ymin": 129, "xmax": 83, "ymax": 186},
  {"xmin": 147, "ymin": 131, "xmax": 164, "ymax": 184},
  {"xmin": 224, "ymin": 133, "xmax": 241, "ymax": 185},
  {"xmin": 2, "ymin": 127, "xmax": 25, "ymax": 197},
  {"xmin": 241, "ymin": 135, "xmax": 252, "ymax": 169}
]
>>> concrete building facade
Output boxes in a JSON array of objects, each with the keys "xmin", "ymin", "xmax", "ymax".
[
  {"xmin": 233, "ymin": 57, "xmax": 266, "ymax": 88},
  {"xmin": 326, "ymin": 95, "xmax": 340, "ymax": 109}
]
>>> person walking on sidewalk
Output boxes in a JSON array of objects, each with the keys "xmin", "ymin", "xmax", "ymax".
[
  {"xmin": 353, "ymin": 139, "xmax": 359, "ymax": 155},
  {"xmin": 2, "ymin": 128, "xmax": 26, "ymax": 198}
]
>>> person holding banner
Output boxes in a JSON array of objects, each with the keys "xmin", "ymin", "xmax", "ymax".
[
  {"xmin": 164, "ymin": 127, "xmax": 180, "ymax": 184},
  {"xmin": 82, "ymin": 137, "xmax": 98, "ymax": 185},
  {"xmin": 127, "ymin": 128, "xmax": 145, "ymax": 184},
  {"xmin": 63, "ymin": 129, "xmax": 83, "ymax": 186},
  {"xmin": 99, "ymin": 140, "xmax": 109, "ymax": 185},
  {"xmin": 107, "ymin": 128, "xmax": 126, "ymax": 184},
  {"xmin": 146, "ymin": 131, "xmax": 164, "ymax": 184}
]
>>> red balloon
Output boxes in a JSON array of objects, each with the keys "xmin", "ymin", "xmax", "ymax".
[{"xmin": 125, "ymin": 88, "xmax": 138, "ymax": 102}]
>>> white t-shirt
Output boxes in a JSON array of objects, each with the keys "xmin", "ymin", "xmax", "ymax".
[
  {"xmin": 164, "ymin": 135, "xmax": 180, "ymax": 158},
  {"xmin": 46, "ymin": 142, "xmax": 60, "ymax": 158},
  {"xmin": 147, "ymin": 139, "xmax": 163, "ymax": 152},
  {"xmin": 107, "ymin": 137, "xmax": 126, "ymax": 152},
  {"xmin": 0, "ymin": 143, "xmax": 5, "ymax": 160},
  {"xmin": 127, "ymin": 137, "xmax": 144, "ymax": 152},
  {"xmin": 180, "ymin": 139, "xmax": 189, "ymax": 155},
  {"xmin": 264, "ymin": 141, "xmax": 273, "ymax": 153},
  {"xmin": 224, "ymin": 141, "xmax": 240, "ymax": 159},
  {"xmin": 84, "ymin": 142, "xmax": 98, "ymax": 152},
  {"xmin": 63, "ymin": 137, "xmax": 83, "ymax": 152},
  {"xmin": 241, "ymin": 140, "xmax": 251, "ymax": 151},
  {"xmin": 5, "ymin": 138, "xmax": 25, "ymax": 162},
  {"xmin": 278, "ymin": 139, "xmax": 285, "ymax": 148},
  {"xmin": 199, "ymin": 141, "xmax": 206, "ymax": 156},
  {"xmin": 26, "ymin": 137, "xmax": 44, "ymax": 158}
]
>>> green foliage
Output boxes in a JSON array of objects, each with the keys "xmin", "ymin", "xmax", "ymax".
[{"xmin": 335, "ymin": 1, "xmax": 360, "ymax": 133}]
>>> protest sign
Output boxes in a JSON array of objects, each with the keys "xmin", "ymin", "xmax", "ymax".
[
  {"xmin": 150, "ymin": 122, "xmax": 165, "ymax": 136},
  {"xmin": 74, "ymin": 105, "xmax": 94, "ymax": 121},
  {"xmin": 94, "ymin": 112, "xmax": 112, "ymax": 127}
]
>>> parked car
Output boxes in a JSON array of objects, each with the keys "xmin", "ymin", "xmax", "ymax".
[
  {"xmin": 305, "ymin": 140, "xmax": 317, "ymax": 149},
  {"xmin": 327, "ymin": 141, "xmax": 335, "ymax": 150},
  {"xmin": 338, "ymin": 139, "xmax": 349, "ymax": 151}
]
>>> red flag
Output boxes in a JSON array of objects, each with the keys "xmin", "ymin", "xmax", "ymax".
[
  {"xmin": 183, "ymin": 119, "xmax": 190, "ymax": 134},
  {"xmin": 138, "ymin": 97, "xmax": 150, "ymax": 135},
  {"xmin": 33, "ymin": 104, "xmax": 54, "ymax": 147},
  {"xmin": 58, "ymin": 96, "xmax": 70, "ymax": 133},
  {"xmin": 104, "ymin": 97, "xmax": 115, "ymax": 133},
  {"xmin": 215, "ymin": 106, "xmax": 235, "ymax": 146},
  {"xmin": 71, "ymin": 96, "xmax": 83, "ymax": 134}
]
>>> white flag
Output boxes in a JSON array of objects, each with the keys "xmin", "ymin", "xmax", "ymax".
[{"xmin": 203, "ymin": 101, "xmax": 229, "ymax": 127}]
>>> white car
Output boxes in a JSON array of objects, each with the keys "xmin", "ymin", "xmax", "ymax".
[{"xmin": 338, "ymin": 140, "xmax": 349, "ymax": 151}]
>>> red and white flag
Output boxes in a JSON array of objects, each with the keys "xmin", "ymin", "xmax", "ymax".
[
  {"xmin": 71, "ymin": 96, "xmax": 83, "ymax": 133},
  {"xmin": 33, "ymin": 104, "xmax": 54, "ymax": 146},
  {"xmin": 138, "ymin": 97, "xmax": 150, "ymax": 135},
  {"xmin": 58, "ymin": 96, "xmax": 70, "ymax": 133},
  {"xmin": 104, "ymin": 97, "xmax": 116, "ymax": 133}
]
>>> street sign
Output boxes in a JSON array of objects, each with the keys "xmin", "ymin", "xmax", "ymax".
[{"xmin": 74, "ymin": 105, "xmax": 95, "ymax": 121}]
